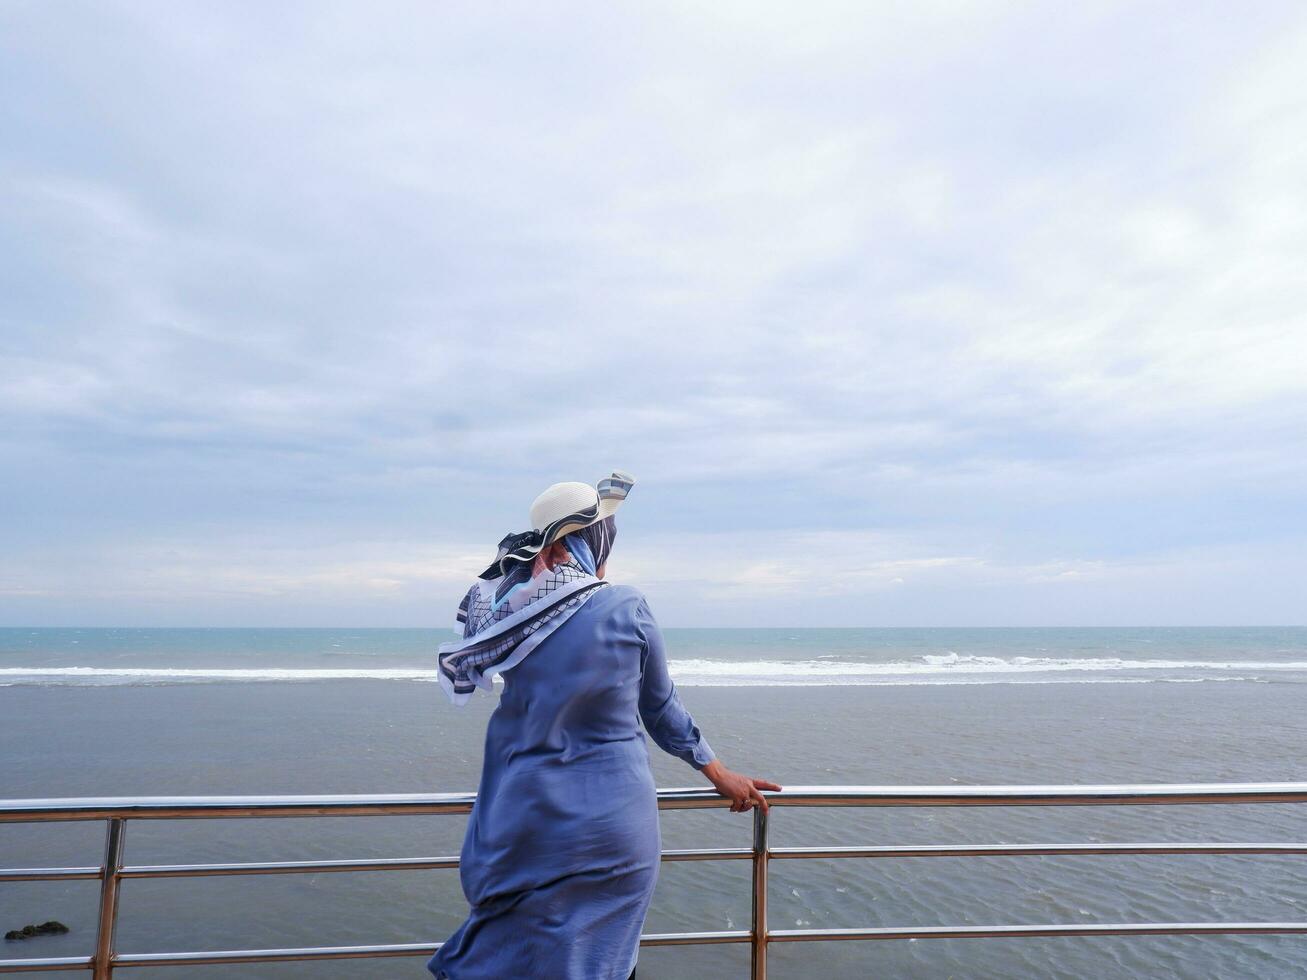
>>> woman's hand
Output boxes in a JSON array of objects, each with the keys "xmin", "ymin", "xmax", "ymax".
[{"xmin": 701, "ymin": 759, "xmax": 782, "ymax": 813}]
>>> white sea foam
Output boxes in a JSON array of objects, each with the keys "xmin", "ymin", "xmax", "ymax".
[
  {"xmin": 1, "ymin": 655, "xmax": 1304, "ymax": 687},
  {"xmin": 0, "ymin": 667, "xmax": 438, "ymax": 682},
  {"xmin": 665, "ymin": 656, "xmax": 1307, "ymax": 686},
  {"xmin": 915, "ymin": 653, "xmax": 1307, "ymax": 672}
]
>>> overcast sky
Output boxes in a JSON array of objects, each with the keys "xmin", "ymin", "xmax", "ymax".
[{"xmin": 2, "ymin": 1, "xmax": 1305, "ymax": 627}]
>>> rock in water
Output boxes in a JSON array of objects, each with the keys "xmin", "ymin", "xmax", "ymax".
[{"xmin": 4, "ymin": 921, "xmax": 70, "ymax": 941}]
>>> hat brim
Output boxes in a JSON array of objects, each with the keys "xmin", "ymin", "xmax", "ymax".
[
  {"xmin": 539, "ymin": 471, "xmax": 632, "ymax": 547},
  {"xmin": 477, "ymin": 471, "xmax": 634, "ymax": 580}
]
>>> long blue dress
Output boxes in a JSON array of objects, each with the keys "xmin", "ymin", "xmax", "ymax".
[{"xmin": 427, "ymin": 584, "xmax": 715, "ymax": 980}]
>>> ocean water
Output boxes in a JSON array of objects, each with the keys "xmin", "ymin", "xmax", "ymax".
[{"xmin": 3, "ymin": 626, "xmax": 1307, "ymax": 978}]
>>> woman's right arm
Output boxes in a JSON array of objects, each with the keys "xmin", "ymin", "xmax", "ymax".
[
  {"xmin": 635, "ymin": 597, "xmax": 716, "ymax": 771},
  {"xmin": 635, "ymin": 597, "xmax": 781, "ymax": 812}
]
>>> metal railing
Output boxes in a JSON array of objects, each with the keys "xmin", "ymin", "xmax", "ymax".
[{"xmin": 4, "ymin": 784, "xmax": 1307, "ymax": 978}]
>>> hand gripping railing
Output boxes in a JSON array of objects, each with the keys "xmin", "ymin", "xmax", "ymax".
[{"xmin": 4, "ymin": 784, "xmax": 1307, "ymax": 978}]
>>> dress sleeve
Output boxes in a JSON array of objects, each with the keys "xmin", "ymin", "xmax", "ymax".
[{"xmin": 635, "ymin": 597, "xmax": 716, "ymax": 771}]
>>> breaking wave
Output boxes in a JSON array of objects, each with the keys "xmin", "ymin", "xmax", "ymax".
[{"xmin": 3, "ymin": 654, "xmax": 1306, "ymax": 687}]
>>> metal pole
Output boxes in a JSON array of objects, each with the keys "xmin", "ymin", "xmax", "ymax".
[
  {"xmin": 751, "ymin": 806, "xmax": 768, "ymax": 980},
  {"xmin": 92, "ymin": 819, "xmax": 126, "ymax": 980}
]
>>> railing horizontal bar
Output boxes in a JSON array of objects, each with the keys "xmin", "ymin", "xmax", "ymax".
[
  {"xmin": 120, "ymin": 856, "xmax": 459, "ymax": 878},
  {"xmin": 0, "ymin": 866, "xmax": 101, "ymax": 882},
  {"xmin": 7, "ymin": 841, "xmax": 1296, "ymax": 885},
  {"xmin": 32, "ymin": 842, "xmax": 1296, "ymax": 887},
  {"xmin": 8, "ymin": 841, "xmax": 1296, "ymax": 890},
  {"xmin": 0, "ymin": 794, "xmax": 479, "ymax": 823},
  {"xmin": 109, "ymin": 847, "xmax": 750, "ymax": 879},
  {"xmin": 661, "ymin": 847, "xmax": 753, "ymax": 862},
  {"xmin": 11, "ymin": 921, "xmax": 1304, "ymax": 973},
  {"xmin": 769, "ymin": 922, "xmax": 1307, "ymax": 942},
  {"xmin": 0, "ymin": 956, "xmax": 93, "ymax": 974},
  {"xmin": 113, "ymin": 943, "xmax": 437, "ymax": 967},
  {"xmin": 640, "ymin": 930, "xmax": 752, "ymax": 946},
  {"xmin": 763, "ymin": 785, "xmax": 1307, "ymax": 808},
  {"xmin": 87, "ymin": 930, "xmax": 753, "ymax": 969},
  {"xmin": 771, "ymin": 843, "xmax": 1307, "ymax": 860},
  {"xmin": 7, "ymin": 783, "xmax": 1307, "ymax": 822}
]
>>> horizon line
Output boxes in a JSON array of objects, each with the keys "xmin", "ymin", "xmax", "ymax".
[{"xmin": 2, "ymin": 624, "xmax": 1304, "ymax": 631}]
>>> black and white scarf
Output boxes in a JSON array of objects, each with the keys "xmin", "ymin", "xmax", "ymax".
[{"xmin": 437, "ymin": 520, "xmax": 615, "ymax": 705}]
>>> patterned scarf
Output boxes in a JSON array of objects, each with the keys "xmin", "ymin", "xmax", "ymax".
[{"xmin": 437, "ymin": 518, "xmax": 616, "ymax": 705}]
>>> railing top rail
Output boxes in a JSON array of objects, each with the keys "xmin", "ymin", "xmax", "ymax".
[{"xmin": 5, "ymin": 783, "xmax": 1307, "ymax": 821}]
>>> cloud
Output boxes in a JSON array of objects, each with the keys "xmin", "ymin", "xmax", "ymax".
[
  {"xmin": 3, "ymin": 526, "xmax": 1299, "ymax": 628},
  {"xmin": 1, "ymin": 1, "xmax": 1305, "ymax": 623}
]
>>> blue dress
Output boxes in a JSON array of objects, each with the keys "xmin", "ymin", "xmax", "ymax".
[{"xmin": 428, "ymin": 585, "xmax": 716, "ymax": 980}]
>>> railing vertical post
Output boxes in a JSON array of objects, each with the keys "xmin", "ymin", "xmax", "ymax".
[
  {"xmin": 751, "ymin": 805, "xmax": 769, "ymax": 980},
  {"xmin": 92, "ymin": 818, "xmax": 126, "ymax": 980}
]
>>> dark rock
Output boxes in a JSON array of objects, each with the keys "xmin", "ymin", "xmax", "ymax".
[{"xmin": 4, "ymin": 921, "xmax": 69, "ymax": 941}]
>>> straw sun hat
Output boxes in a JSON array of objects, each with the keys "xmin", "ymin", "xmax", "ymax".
[{"xmin": 477, "ymin": 471, "xmax": 635, "ymax": 580}]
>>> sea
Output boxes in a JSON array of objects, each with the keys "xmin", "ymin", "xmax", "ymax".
[{"xmin": 3, "ymin": 626, "xmax": 1307, "ymax": 979}]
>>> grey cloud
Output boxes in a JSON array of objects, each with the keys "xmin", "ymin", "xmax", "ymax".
[{"xmin": 2, "ymin": 1, "xmax": 1306, "ymax": 623}]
